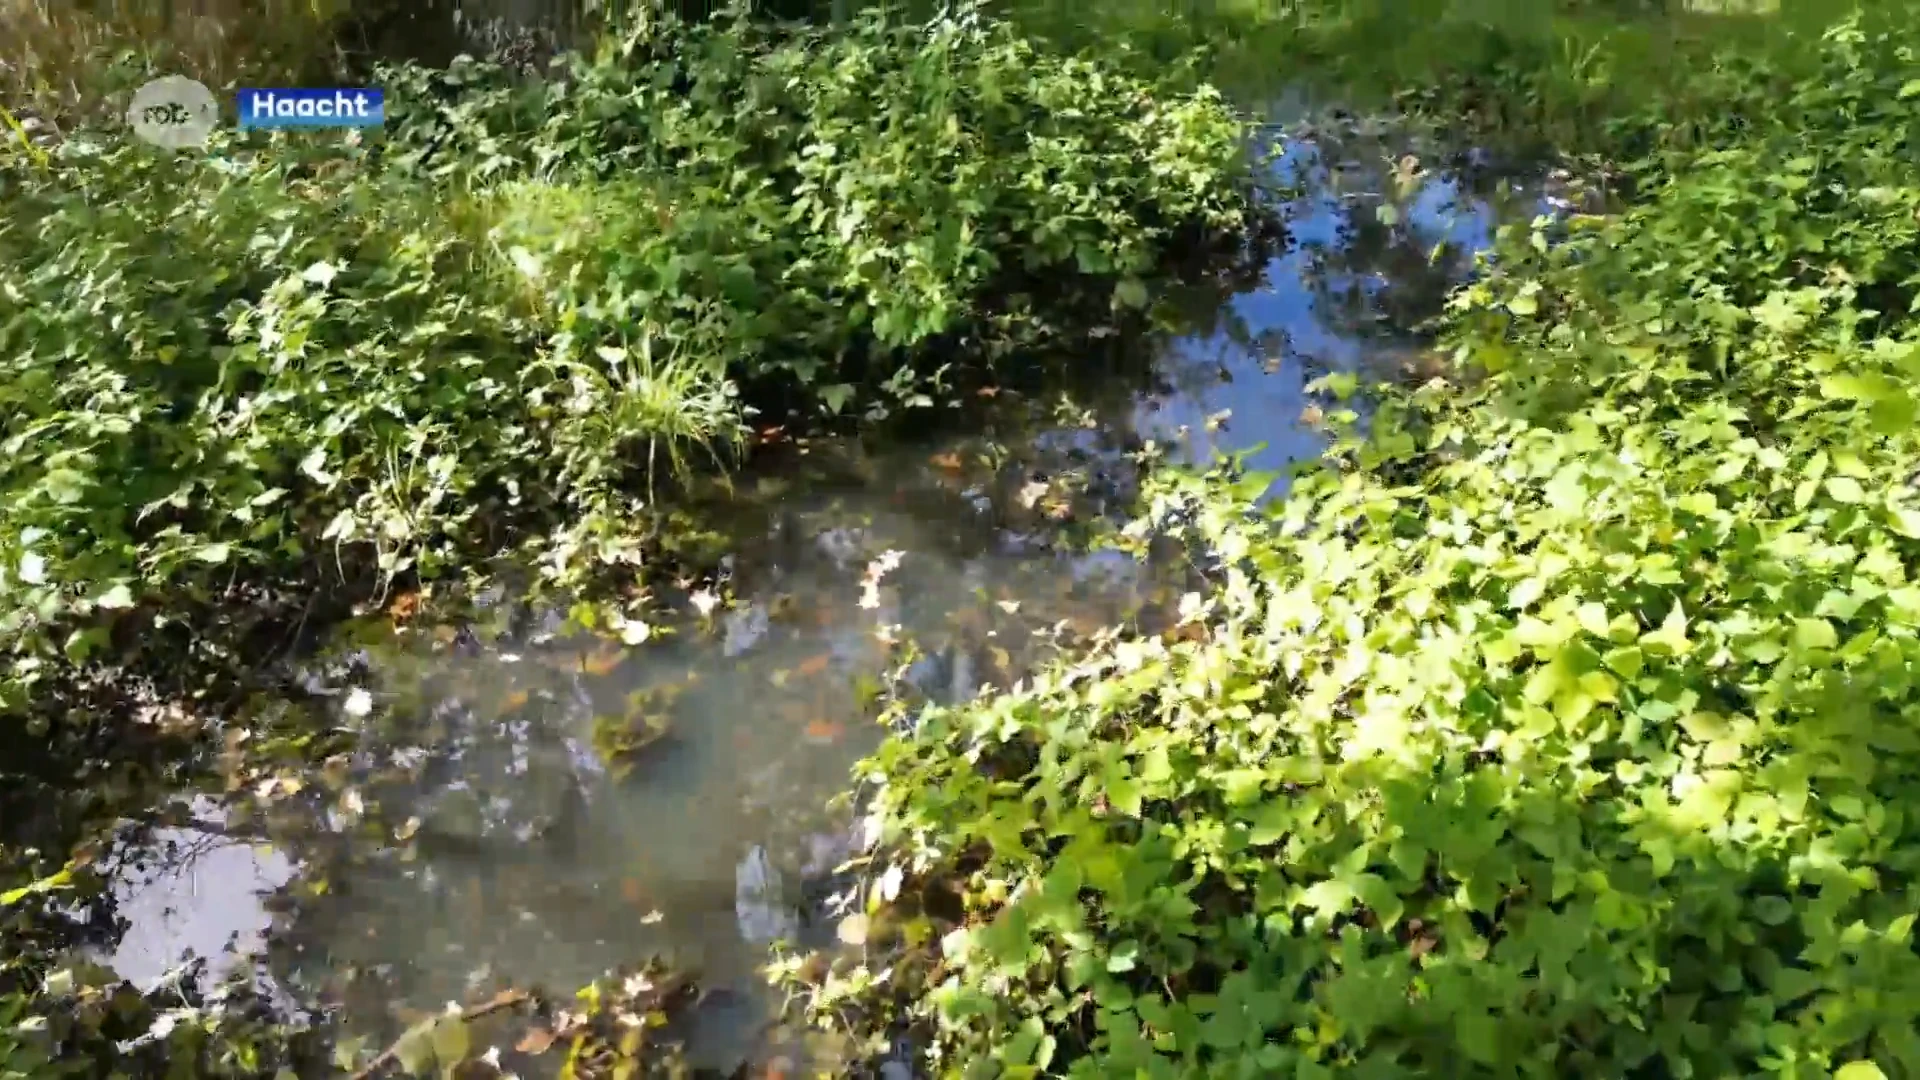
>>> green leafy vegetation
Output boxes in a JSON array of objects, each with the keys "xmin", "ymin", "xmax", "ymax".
[
  {"xmin": 781, "ymin": 6, "xmax": 1920, "ymax": 1078},
  {"xmin": 0, "ymin": 1, "xmax": 1260, "ymax": 1073},
  {"xmin": 0, "ymin": 0, "xmax": 1255, "ymax": 745},
  {"xmin": 18, "ymin": 0, "xmax": 1920, "ymax": 1076}
]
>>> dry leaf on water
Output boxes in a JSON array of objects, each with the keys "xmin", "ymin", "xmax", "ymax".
[
  {"xmin": 515, "ymin": 1027, "xmax": 558, "ymax": 1055},
  {"xmin": 386, "ymin": 590, "xmax": 422, "ymax": 623},
  {"xmin": 581, "ymin": 646, "xmax": 623, "ymax": 676}
]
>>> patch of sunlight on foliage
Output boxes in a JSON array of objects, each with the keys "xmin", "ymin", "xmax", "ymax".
[{"xmin": 777, "ymin": 7, "xmax": 1920, "ymax": 1078}]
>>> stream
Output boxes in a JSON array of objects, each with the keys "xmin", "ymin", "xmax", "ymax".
[{"xmin": 79, "ymin": 120, "xmax": 1587, "ymax": 1072}]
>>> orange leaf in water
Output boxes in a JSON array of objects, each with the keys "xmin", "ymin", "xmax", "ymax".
[
  {"xmin": 581, "ymin": 647, "xmax": 624, "ymax": 677},
  {"xmin": 803, "ymin": 720, "xmax": 844, "ymax": 743},
  {"xmin": 928, "ymin": 451, "xmax": 964, "ymax": 472},
  {"xmin": 516, "ymin": 1027, "xmax": 558, "ymax": 1055},
  {"xmin": 386, "ymin": 590, "xmax": 422, "ymax": 623},
  {"xmin": 621, "ymin": 878, "xmax": 647, "ymax": 905},
  {"xmin": 794, "ymin": 653, "xmax": 832, "ymax": 677},
  {"xmin": 501, "ymin": 689, "xmax": 531, "ymax": 712}
]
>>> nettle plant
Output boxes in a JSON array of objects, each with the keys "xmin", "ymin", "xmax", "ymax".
[
  {"xmin": 375, "ymin": 0, "xmax": 1257, "ymax": 413},
  {"xmin": 789, "ymin": 16, "xmax": 1920, "ymax": 1080}
]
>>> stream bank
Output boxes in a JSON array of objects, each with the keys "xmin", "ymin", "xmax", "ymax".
[{"xmin": 34, "ymin": 116, "xmax": 1589, "ymax": 1077}]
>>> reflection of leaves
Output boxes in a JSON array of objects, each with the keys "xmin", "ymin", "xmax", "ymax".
[{"xmin": 592, "ymin": 685, "xmax": 683, "ymax": 779}]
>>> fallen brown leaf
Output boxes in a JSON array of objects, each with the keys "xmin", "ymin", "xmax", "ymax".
[
  {"xmin": 515, "ymin": 1027, "xmax": 558, "ymax": 1055},
  {"xmin": 581, "ymin": 646, "xmax": 624, "ymax": 677},
  {"xmin": 386, "ymin": 591, "xmax": 422, "ymax": 623}
]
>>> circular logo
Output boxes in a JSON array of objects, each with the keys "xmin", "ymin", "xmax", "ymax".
[{"xmin": 127, "ymin": 76, "xmax": 218, "ymax": 150}]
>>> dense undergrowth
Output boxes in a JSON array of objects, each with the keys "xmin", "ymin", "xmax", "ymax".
[
  {"xmin": 15, "ymin": 0, "xmax": 1920, "ymax": 1077},
  {"xmin": 0, "ymin": 1, "xmax": 1255, "ymax": 773},
  {"xmin": 0, "ymin": 2, "xmax": 1263, "ymax": 1074},
  {"xmin": 784, "ymin": 7, "xmax": 1920, "ymax": 1079}
]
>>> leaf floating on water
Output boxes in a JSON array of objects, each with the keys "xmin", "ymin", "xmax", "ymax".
[
  {"xmin": 858, "ymin": 550, "xmax": 906, "ymax": 611},
  {"xmin": 804, "ymin": 719, "xmax": 844, "ymax": 744},
  {"xmin": 794, "ymin": 653, "xmax": 832, "ymax": 677},
  {"xmin": 996, "ymin": 599, "xmax": 1021, "ymax": 614},
  {"xmin": 641, "ymin": 909, "xmax": 664, "ymax": 925},
  {"xmin": 837, "ymin": 914, "xmax": 871, "ymax": 946},
  {"xmin": 386, "ymin": 590, "xmax": 422, "ymax": 623},
  {"xmin": 581, "ymin": 646, "xmax": 624, "ymax": 677},
  {"xmin": 342, "ymin": 687, "xmax": 373, "ymax": 718},
  {"xmin": 331, "ymin": 1034, "xmax": 371, "ymax": 1071},
  {"xmin": 515, "ymin": 1027, "xmax": 558, "ymax": 1055},
  {"xmin": 928, "ymin": 451, "xmax": 964, "ymax": 472},
  {"xmin": 390, "ymin": 1018, "xmax": 439, "ymax": 1074},
  {"xmin": 619, "ymin": 619, "xmax": 652, "ymax": 645},
  {"xmin": 429, "ymin": 1009, "xmax": 471, "ymax": 1069}
]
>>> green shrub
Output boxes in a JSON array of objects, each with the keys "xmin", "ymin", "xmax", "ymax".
[
  {"xmin": 0, "ymin": 0, "xmax": 1259, "ymax": 730},
  {"xmin": 376, "ymin": 2, "xmax": 1257, "ymax": 398},
  {"xmin": 793, "ymin": 11, "xmax": 1920, "ymax": 1079}
]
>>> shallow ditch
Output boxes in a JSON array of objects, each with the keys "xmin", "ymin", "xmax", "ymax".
[{"xmin": 69, "ymin": 116, "xmax": 1590, "ymax": 1074}]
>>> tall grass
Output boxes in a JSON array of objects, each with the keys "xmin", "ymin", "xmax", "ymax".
[
  {"xmin": 0, "ymin": 0, "xmax": 353, "ymax": 125},
  {"xmin": 977, "ymin": 0, "xmax": 1873, "ymax": 144}
]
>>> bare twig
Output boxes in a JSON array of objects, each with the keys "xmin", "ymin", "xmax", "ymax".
[{"xmin": 349, "ymin": 988, "xmax": 533, "ymax": 1080}]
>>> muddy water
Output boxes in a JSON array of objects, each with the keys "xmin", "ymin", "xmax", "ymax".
[{"xmin": 90, "ymin": 126, "xmax": 1577, "ymax": 1070}]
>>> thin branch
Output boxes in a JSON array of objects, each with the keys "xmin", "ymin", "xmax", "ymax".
[{"xmin": 349, "ymin": 988, "xmax": 533, "ymax": 1080}]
